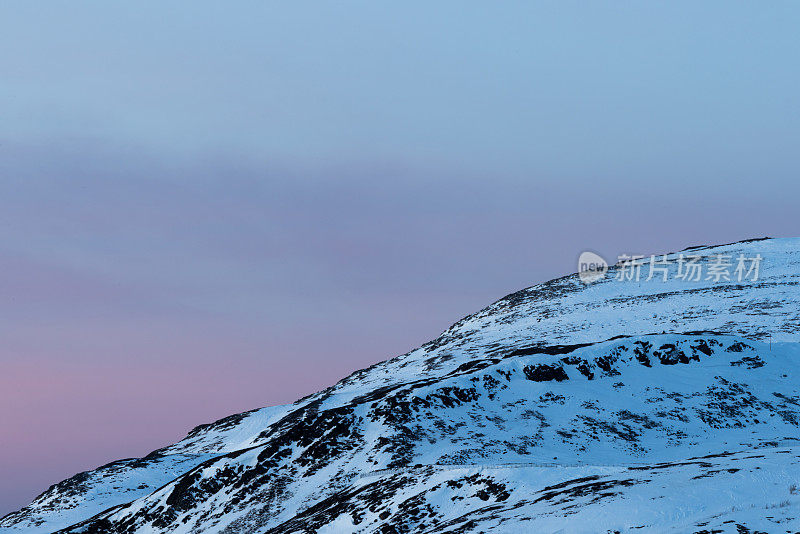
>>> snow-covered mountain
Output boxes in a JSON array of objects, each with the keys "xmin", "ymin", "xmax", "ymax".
[{"xmin": 2, "ymin": 237, "xmax": 799, "ymax": 533}]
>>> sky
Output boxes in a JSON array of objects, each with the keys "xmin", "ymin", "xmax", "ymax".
[{"xmin": 1, "ymin": 0, "xmax": 799, "ymax": 515}]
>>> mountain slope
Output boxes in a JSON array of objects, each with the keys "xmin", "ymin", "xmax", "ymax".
[{"xmin": 2, "ymin": 237, "xmax": 799, "ymax": 533}]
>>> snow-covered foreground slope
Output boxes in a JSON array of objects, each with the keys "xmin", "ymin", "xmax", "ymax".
[{"xmin": 2, "ymin": 237, "xmax": 799, "ymax": 533}]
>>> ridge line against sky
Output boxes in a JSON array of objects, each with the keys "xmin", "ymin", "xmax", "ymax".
[{"xmin": 1, "ymin": 0, "xmax": 799, "ymax": 515}]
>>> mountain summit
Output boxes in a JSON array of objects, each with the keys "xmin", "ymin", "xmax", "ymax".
[{"xmin": 3, "ymin": 238, "xmax": 799, "ymax": 533}]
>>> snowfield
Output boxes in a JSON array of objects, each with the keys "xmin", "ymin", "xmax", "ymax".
[{"xmin": 2, "ymin": 237, "xmax": 799, "ymax": 533}]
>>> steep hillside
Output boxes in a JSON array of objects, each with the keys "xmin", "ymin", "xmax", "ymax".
[{"xmin": 2, "ymin": 238, "xmax": 798, "ymax": 533}]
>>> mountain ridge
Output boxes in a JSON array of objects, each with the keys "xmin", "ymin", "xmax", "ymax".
[{"xmin": 2, "ymin": 237, "xmax": 799, "ymax": 533}]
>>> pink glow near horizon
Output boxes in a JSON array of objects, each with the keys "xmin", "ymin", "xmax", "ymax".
[{"xmin": 3, "ymin": 0, "xmax": 800, "ymax": 516}]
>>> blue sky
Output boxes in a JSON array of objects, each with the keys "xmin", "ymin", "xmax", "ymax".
[{"xmin": 1, "ymin": 0, "xmax": 799, "ymax": 514}]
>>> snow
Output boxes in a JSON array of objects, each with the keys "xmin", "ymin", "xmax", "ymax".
[{"xmin": 2, "ymin": 237, "xmax": 799, "ymax": 533}]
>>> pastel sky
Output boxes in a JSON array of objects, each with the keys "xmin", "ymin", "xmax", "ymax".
[{"xmin": 1, "ymin": 1, "xmax": 799, "ymax": 514}]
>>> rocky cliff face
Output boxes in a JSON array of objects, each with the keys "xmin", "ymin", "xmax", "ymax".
[{"xmin": 2, "ymin": 237, "xmax": 799, "ymax": 534}]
